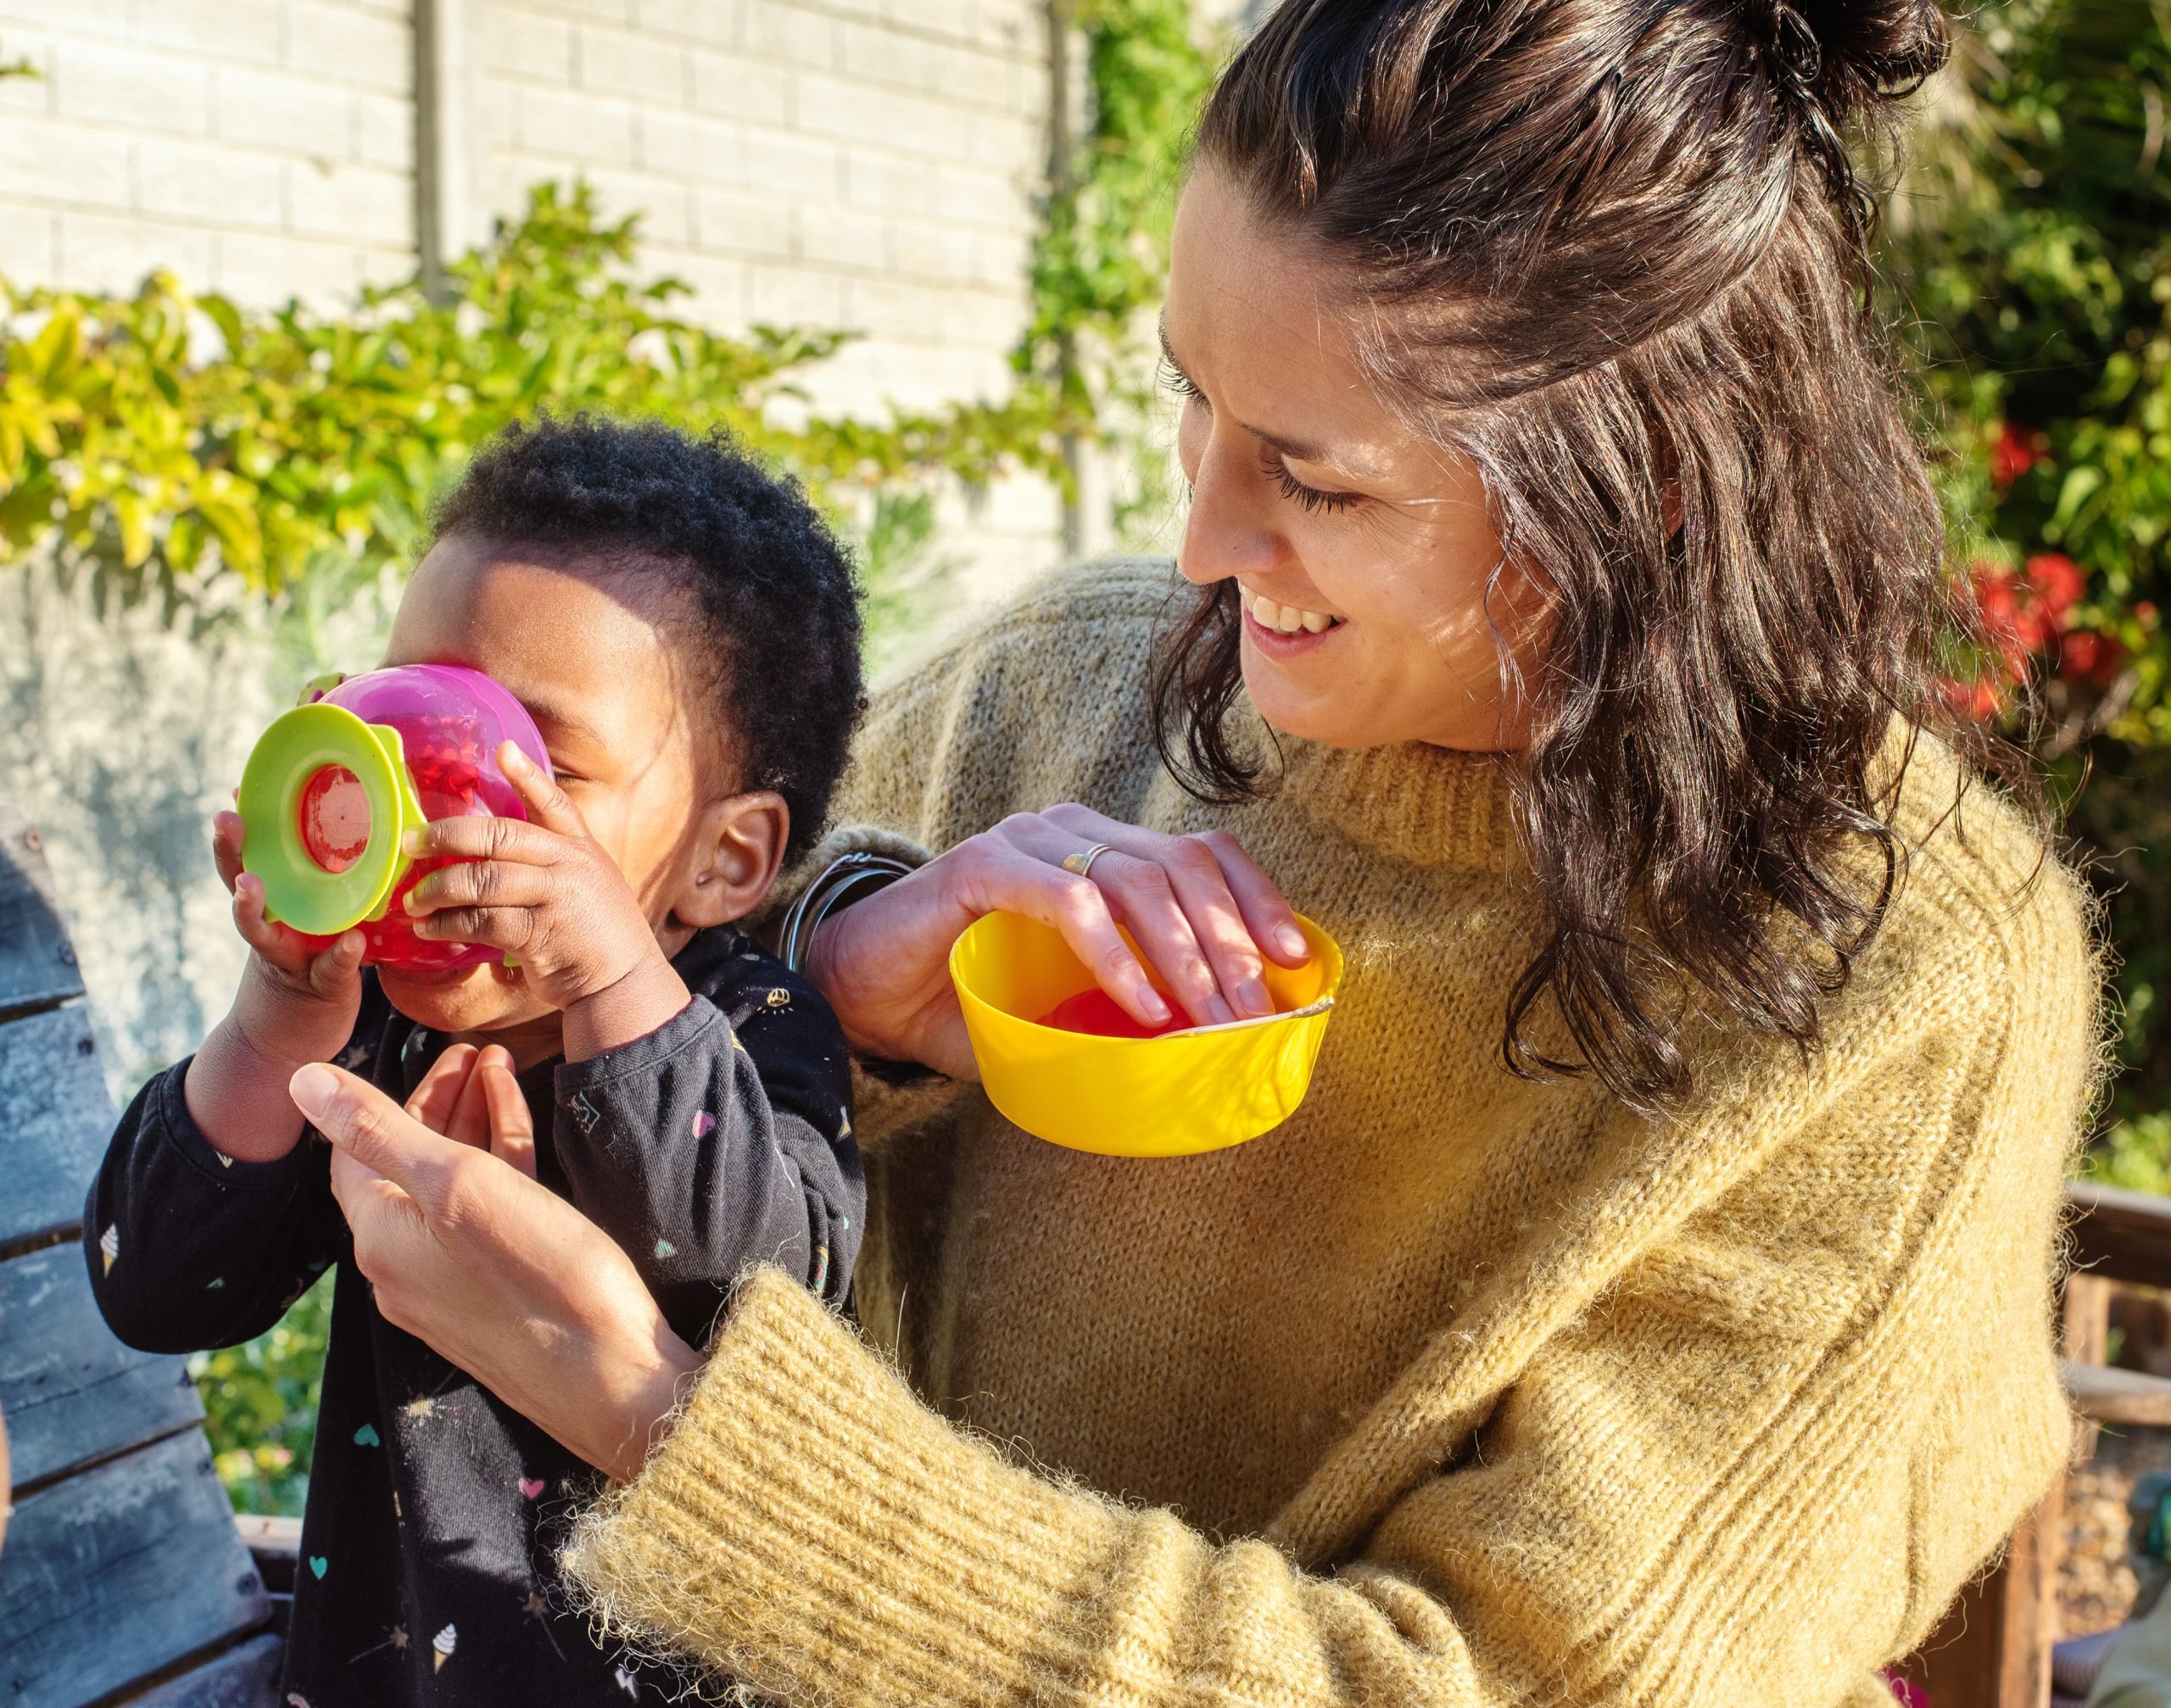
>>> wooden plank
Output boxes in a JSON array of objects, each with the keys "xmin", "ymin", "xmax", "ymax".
[
  {"xmin": 0, "ymin": 1243, "xmax": 203, "ymax": 1491},
  {"xmin": 0, "ymin": 807, "xmax": 83, "ymax": 1021},
  {"xmin": 232, "ymin": 1515, "xmax": 299, "ymax": 1596},
  {"xmin": 0, "ymin": 1430, "xmax": 270, "ymax": 1707},
  {"xmin": 0, "ymin": 1004, "xmax": 115, "ymax": 1248},
  {"xmin": 2061, "ymin": 1358, "xmax": 2171, "ymax": 1426},
  {"xmin": 2067, "ymin": 1182, "xmax": 2171, "ymax": 1289},
  {"xmin": 1900, "ymin": 1486, "xmax": 2059, "ymax": 1708},
  {"xmin": 124, "ymin": 1634, "xmax": 282, "ymax": 1708}
]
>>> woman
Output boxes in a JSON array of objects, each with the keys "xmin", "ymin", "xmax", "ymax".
[{"xmin": 297, "ymin": 1, "xmax": 2100, "ymax": 1701}]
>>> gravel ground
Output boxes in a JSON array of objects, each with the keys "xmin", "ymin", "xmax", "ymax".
[{"xmin": 2062, "ymin": 1427, "xmax": 2171, "ymax": 1638}]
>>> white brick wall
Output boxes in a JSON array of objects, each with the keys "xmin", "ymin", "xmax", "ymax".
[
  {"xmin": 476, "ymin": 0, "xmax": 1064, "ymax": 594},
  {"xmin": 0, "ymin": 0, "xmax": 417, "ymax": 303},
  {"xmin": 0, "ymin": 0, "xmax": 1070, "ymax": 598}
]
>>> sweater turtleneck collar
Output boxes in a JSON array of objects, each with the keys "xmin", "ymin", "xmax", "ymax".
[{"xmin": 1264, "ymin": 719, "xmax": 1521, "ymax": 873}]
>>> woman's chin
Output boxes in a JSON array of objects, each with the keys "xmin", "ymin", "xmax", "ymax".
[{"xmin": 1238, "ymin": 645, "xmax": 1388, "ymax": 750}]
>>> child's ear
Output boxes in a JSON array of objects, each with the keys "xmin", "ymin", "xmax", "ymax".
[{"xmin": 673, "ymin": 791, "xmax": 790, "ymax": 929}]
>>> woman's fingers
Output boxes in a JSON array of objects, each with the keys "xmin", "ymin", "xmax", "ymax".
[
  {"xmin": 327, "ymin": 1144, "xmax": 426, "ymax": 1253},
  {"xmin": 293, "ymin": 1063, "xmax": 467, "ymax": 1215},
  {"xmin": 309, "ymin": 1058, "xmax": 699, "ymax": 1482},
  {"xmin": 1029, "ymin": 807, "xmax": 1296, "ymax": 1021},
  {"xmin": 1074, "ymin": 849, "xmax": 1231, "ymax": 1024},
  {"xmin": 1194, "ymin": 829, "xmax": 1311, "ymax": 968},
  {"xmin": 445, "ymin": 1048, "xmax": 499, "ymax": 1149},
  {"xmin": 477, "ymin": 1047, "xmax": 538, "ymax": 1179},
  {"xmin": 952, "ymin": 840, "xmax": 1169, "ymax": 1026}
]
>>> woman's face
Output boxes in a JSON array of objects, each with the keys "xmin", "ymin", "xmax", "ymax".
[{"xmin": 1164, "ymin": 166, "xmax": 1539, "ymax": 752}]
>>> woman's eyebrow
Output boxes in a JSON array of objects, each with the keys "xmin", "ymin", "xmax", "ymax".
[{"xmin": 1158, "ymin": 318, "xmax": 1342, "ymax": 471}]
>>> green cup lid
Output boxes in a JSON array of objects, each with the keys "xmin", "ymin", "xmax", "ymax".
[{"xmin": 238, "ymin": 702, "xmax": 422, "ymax": 935}]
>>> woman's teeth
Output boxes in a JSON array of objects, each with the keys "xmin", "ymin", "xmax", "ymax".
[{"xmin": 1245, "ymin": 589, "xmax": 1341, "ymax": 636}]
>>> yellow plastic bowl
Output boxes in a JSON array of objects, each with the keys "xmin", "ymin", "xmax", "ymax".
[{"xmin": 949, "ymin": 911, "xmax": 1342, "ymax": 1157}]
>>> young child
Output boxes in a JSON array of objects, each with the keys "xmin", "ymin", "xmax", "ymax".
[{"xmin": 86, "ymin": 416, "xmax": 866, "ymax": 1707}]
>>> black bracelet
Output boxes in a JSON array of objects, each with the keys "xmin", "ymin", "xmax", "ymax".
[{"xmin": 776, "ymin": 851, "xmax": 917, "ymax": 975}]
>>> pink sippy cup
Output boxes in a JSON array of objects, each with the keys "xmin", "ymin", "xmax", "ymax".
[{"xmin": 236, "ymin": 664, "xmax": 555, "ymax": 969}]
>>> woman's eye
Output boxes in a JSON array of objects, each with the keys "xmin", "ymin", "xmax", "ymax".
[
  {"xmin": 1261, "ymin": 449, "xmax": 1361, "ymax": 516},
  {"xmin": 1158, "ymin": 358, "xmax": 1204, "ymax": 404}
]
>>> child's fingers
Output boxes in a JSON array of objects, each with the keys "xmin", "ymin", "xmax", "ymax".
[
  {"xmin": 445, "ymin": 1048, "xmax": 500, "ymax": 1151},
  {"xmin": 477, "ymin": 1047, "xmax": 537, "ymax": 1180},
  {"xmin": 405, "ymin": 1043, "xmax": 481, "ymax": 1135},
  {"xmin": 404, "ymin": 815, "xmax": 560, "ymax": 869},
  {"xmin": 211, "ymin": 812, "xmax": 246, "ymax": 894},
  {"xmin": 232, "ymin": 874, "xmax": 304, "ymax": 966},
  {"xmin": 496, "ymin": 741, "xmax": 587, "ymax": 839},
  {"xmin": 409, "ymin": 905, "xmax": 533, "ymax": 953},
  {"xmin": 403, "ymin": 857, "xmax": 552, "ymax": 918},
  {"xmin": 304, "ymin": 930, "xmax": 366, "ymax": 999}
]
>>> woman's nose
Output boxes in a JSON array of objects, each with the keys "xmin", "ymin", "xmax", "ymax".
[{"xmin": 1177, "ymin": 429, "xmax": 1287, "ymax": 589}]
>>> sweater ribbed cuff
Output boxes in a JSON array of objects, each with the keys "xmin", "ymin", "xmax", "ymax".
[{"xmin": 560, "ymin": 1267, "xmax": 1134, "ymax": 1706}]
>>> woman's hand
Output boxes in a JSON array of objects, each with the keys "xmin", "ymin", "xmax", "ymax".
[
  {"xmin": 298, "ymin": 1061, "xmax": 700, "ymax": 1483},
  {"xmin": 806, "ymin": 806, "xmax": 1309, "ymax": 1079}
]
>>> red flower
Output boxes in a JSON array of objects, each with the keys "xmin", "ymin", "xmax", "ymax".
[
  {"xmin": 2059, "ymin": 628, "xmax": 2128, "ymax": 692},
  {"xmin": 2023, "ymin": 552, "xmax": 2084, "ymax": 622},
  {"xmin": 1967, "ymin": 563, "xmax": 2045, "ymax": 665},
  {"xmin": 1990, "ymin": 421, "xmax": 2043, "ymax": 488},
  {"xmin": 1939, "ymin": 670, "xmax": 2007, "ymax": 722}
]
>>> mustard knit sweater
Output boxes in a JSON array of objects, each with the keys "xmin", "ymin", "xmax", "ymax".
[{"xmin": 564, "ymin": 560, "xmax": 2099, "ymax": 1707}]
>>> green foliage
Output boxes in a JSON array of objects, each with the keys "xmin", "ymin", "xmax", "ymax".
[
  {"xmin": 0, "ymin": 181, "xmax": 1062, "ymax": 596},
  {"xmin": 0, "ymin": 184, "xmax": 1074, "ymax": 1512},
  {"xmin": 2082, "ymin": 1111, "xmax": 2171, "ymax": 1196},
  {"xmin": 1884, "ymin": 0, "xmax": 2171, "ymax": 1175},
  {"xmin": 1020, "ymin": 0, "xmax": 1219, "ymax": 539},
  {"xmin": 187, "ymin": 1276, "xmax": 332, "ymax": 1515},
  {"xmin": 1020, "ymin": 0, "xmax": 1217, "ymax": 410}
]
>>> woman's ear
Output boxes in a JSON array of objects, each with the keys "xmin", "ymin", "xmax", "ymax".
[
  {"xmin": 1660, "ymin": 477, "xmax": 1684, "ymax": 538},
  {"xmin": 670, "ymin": 791, "xmax": 791, "ymax": 930}
]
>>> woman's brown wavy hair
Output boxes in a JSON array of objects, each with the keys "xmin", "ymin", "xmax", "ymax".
[{"xmin": 1155, "ymin": 0, "xmax": 2016, "ymax": 1106}]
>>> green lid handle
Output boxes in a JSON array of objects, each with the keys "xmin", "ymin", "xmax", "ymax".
[{"xmin": 237, "ymin": 703, "xmax": 425, "ymax": 935}]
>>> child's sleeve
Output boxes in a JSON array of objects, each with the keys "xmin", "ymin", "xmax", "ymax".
[
  {"xmin": 84, "ymin": 1059, "xmax": 349, "ymax": 1354},
  {"xmin": 548, "ymin": 956, "xmax": 861, "ymax": 1350}
]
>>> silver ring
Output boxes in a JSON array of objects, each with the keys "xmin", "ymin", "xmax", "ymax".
[{"xmin": 1061, "ymin": 842, "xmax": 1115, "ymax": 880}]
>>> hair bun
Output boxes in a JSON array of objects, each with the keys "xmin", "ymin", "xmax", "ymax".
[{"xmin": 1779, "ymin": 0, "xmax": 1951, "ymax": 125}]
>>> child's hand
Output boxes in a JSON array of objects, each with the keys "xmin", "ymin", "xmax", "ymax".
[
  {"xmin": 404, "ymin": 1041, "xmax": 538, "ymax": 1179},
  {"xmin": 400, "ymin": 744, "xmax": 689, "ymax": 1057},
  {"xmin": 212, "ymin": 807, "xmax": 366, "ymax": 1070}
]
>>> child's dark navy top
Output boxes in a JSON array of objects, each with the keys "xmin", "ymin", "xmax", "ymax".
[{"xmin": 85, "ymin": 926, "xmax": 862, "ymax": 1708}]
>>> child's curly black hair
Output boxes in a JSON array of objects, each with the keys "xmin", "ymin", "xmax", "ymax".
[{"xmin": 428, "ymin": 415, "xmax": 864, "ymax": 862}]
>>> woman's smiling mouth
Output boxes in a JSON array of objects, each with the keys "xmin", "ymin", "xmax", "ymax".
[{"xmin": 1238, "ymin": 581, "xmax": 1345, "ymax": 639}]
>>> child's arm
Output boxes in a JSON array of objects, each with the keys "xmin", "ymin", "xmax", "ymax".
[
  {"xmin": 395, "ymin": 746, "xmax": 860, "ymax": 1343},
  {"xmin": 187, "ymin": 807, "xmax": 370, "ymax": 1161},
  {"xmin": 86, "ymin": 1052, "xmax": 351, "ymax": 1353},
  {"xmin": 84, "ymin": 808, "xmax": 375, "ymax": 1351},
  {"xmin": 545, "ymin": 960, "xmax": 859, "ymax": 1349}
]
